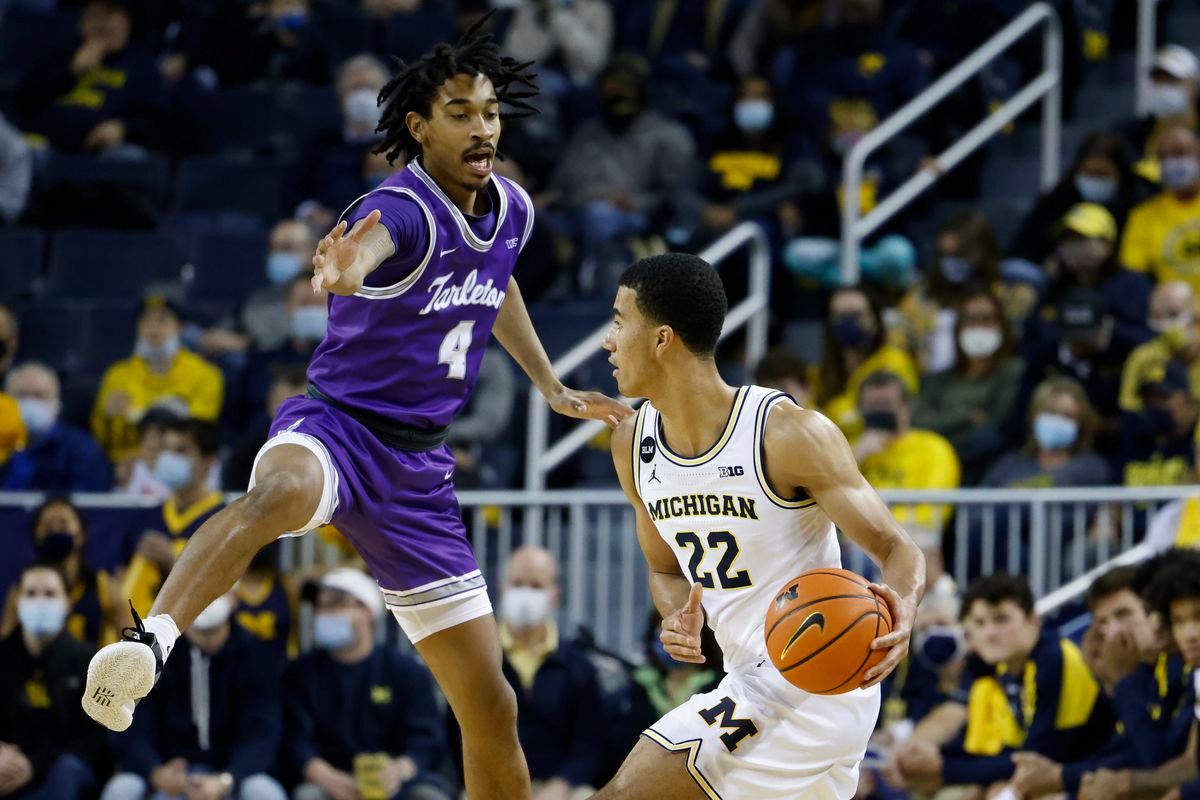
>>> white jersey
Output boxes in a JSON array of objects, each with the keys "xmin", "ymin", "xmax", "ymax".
[
  {"xmin": 632, "ymin": 384, "xmax": 841, "ymax": 672},
  {"xmin": 631, "ymin": 385, "xmax": 879, "ymax": 800}
]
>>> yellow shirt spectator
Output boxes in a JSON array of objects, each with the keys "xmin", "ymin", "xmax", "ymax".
[
  {"xmin": 1119, "ymin": 191, "xmax": 1200, "ymax": 291},
  {"xmin": 1119, "ymin": 281, "xmax": 1200, "ymax": 411},
  {"xmin": 0, "ymin": 392, "xmax": 26, "ymax": 464},
  {"xmin": 817, "ymin": 344, "xmax": 919, "ymax": 439},
  {"xmin": 91, "ymin": 296, "xmax": 223, "ymax": 462},
  {"xmin": 861, "ymin": 428, "xmax": 961, "ymax": 528}
]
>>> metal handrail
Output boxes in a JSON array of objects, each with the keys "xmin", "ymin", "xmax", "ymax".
[
  {"xmin": 522, "ymin": 221, "xmax": 772, "ymax": 490},
  {"xmin": 840, "ymin": 2, "xmax": 1062, "ymax": 283},
  {"xmin": 1136, "ymin": 0, "xmax": 1160, "ymax": 116}
]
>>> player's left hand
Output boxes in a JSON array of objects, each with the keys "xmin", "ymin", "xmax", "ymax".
[
  {"xmin": 860, "ymin": 582, "xmax": 915, "ymax": 689},
  {"xmin": 547, "ymin": 387, "xmax": 634, "ymax": 429}
]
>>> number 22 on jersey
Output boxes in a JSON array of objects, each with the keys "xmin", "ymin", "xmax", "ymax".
[
  {"xmin": 675, "ymin": 530, "xmax": 752, "ymax": 589},
  {"xmin": 438, "ymin": 321, "xmax": 475, "ymax": 380}
]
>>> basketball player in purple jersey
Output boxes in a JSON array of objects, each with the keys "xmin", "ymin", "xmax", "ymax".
[{"xmin": 82, "ymin": 21, "xmax": 630, "ymax": 800}]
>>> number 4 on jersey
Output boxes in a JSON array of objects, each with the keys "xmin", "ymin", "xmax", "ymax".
[{"xmin": 438, "ymin": 321, "xmax": 475, "ymax": 380}]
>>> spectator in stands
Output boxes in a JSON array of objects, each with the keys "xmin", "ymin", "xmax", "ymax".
[
  {"xmin": 92, "ymin": 294, "xmax": 224, "ymax": 464},
  {"xmin": 728, "ymin": 0, "xmax": 827, "ymax": 79},
  {"xmin": 1009, "ymin": 133, "xmax": 1150, "ymax": 266},
  {"xmin": 18, "ymin": 0, "xmax": 167, "ymax": 155},
  {"xmin": 201, "ymin": 219, "xmax": 320, "ymax": 361},
  {"xmin": 225, "ymin": 366, "xmax": 308, "ymax": 491},
  {"xmin": 815, "ymin": 285, "xmax": 918, "ymax": 438},
  {"xmin": 888, "ymin": 573, "xmax": 1113, "ymax": 793},
  {"xmin": 496, "ymin": 546, "xmax": 601, "ymax": 799},
  {"xmin": 891, "ymin": 210, "xmax": 1001, "ymax": 374},
  {"xmin": 983, "ymin": 376, "xmax": 1110, "ymax": 488},
  {"xmin": 119, "ymin": 418, "xmax": 224, "ymax": 623},
  {"xmin": 232, "ymin": 541, "xmax": 294, "ymax": 668},
  {"xmin": 285, "ymin": 568, "xmax": 453, "ymax": 800},
  {"xmin": 754, "ymin": 348, "xmax": 810, "ymax": 407},
  {"xmin": 1116, "ymin": 45, "xmax": 1200, "ymax": 185},
  {"xmin": 854, "ymin": 370, "xmax": 959, "ymax": 529},
  {"xmin": 294, "ymin": 55, "xmax": 393, "ymax": 231},
  {"xmin": 447, "ymin": 347, "xmax": 516, "ymax": 489},
  {"xmin": 914, "ymin": 289, "xmax": 1023, "ymax": 483},
  {"xmin": 117, "ymin": 403, "xmax": 187, "ymax": 499},
  {"xmin": 1120, "ymin": 124, "xmax": 1200, "ymax": 294},
  {"xmin": 1, "ymin": 362, "xmax": 112, "ymax": 492},
  {"xmin": 696, "ymin": 75, "xmax": 819, "ymax": 242},
  {"xmin": 0, "ymin": 305, "xmax": 17, "ymax": 382},
  {"xmin": 547, "ymin": 53, "xmax": 701, "ymax": 293},
  {"xmin": 501, "ymin": 0, "xmax": 613, "ymax": 88},
  {"xmin": 0, "ymin": 565, "xmax": 105, "ymax": 800},
  {"xmin": 199, "ymin": 0, "xmax": 332, "ymax": 86},
  {"xmin": 0, "ymin": 113, "xmax": 32, "ymax": 225},
  {"xmin": 101, "ymin": 591, "xmax": 287, "ymax": 800},
  {"xmin": 1118, "ymin": 360, "xmax": 1198, "ymax": 488},
  {"xmin": 1, "ymin": 497, "xmax": 119, "ymax": 646},
  {"xmin": 1120, "ymin": 281, "xmax": 1200, "ymax": 412}
]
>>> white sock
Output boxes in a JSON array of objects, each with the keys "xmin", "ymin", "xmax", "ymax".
[{"xmin": 141, "ymin": 615, "xmax": 180, "ymax": 660}]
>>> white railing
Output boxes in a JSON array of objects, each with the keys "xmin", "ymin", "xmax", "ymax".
[
  {"xmin": 522, "ymin": 222, "xmax": 772, "ymax": 493},
  {"xmin": 840, "ymin": 2, "xmax": 1062, "ymax": 284},
  {"xmin": 2, "ymin": 485, "xmax": 1191, "ymax": 656},
  {"xmin": 1136, "ymin": 0, "xmax": 1161, "ymax": 116}
]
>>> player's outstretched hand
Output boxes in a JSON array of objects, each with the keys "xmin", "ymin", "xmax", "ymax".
[
  {"xmin": 660, "ymin": 582, "xmax": 706, "ymax": 664},
  {"xmin": 547, "ymin": 387, "xmax": 634, "ymax": 429},
  {"xmin": 860, "ymin": 582, "xmax": 914, "ymax": 689},
  {"xmin": 311, "ymin": 209, "xmax": 383, "ymax": 296}
]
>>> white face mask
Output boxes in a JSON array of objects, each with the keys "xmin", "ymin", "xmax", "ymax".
[
  {"xmin": 1151, "ymin": 83, "xmax": 1192, "ymax": 118},
  {"xmin": 17, "ymin": 597, "xmax": 68, "ymax": 638},
  {"xmin": 500, "ymin": 586, "xmax": 552, "ymax": 629},
  {"xmin": 343, "ymin": 88, "xmax": 382, "ymax": 140},
  {"xmin": 192, "ymin": 594, "xmax": 234, "ymax": 631},
  {"xmin": 18, "ymin": 397, "xmax": 60, "ymax": 436},
  {"xmin": 959, "ymin": 327, "xmax": 1003, "ymax": 359}
]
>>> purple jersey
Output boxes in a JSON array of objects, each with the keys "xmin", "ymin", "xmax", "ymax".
[{"xmin": 306, "ymin": 159, "xmax": 534, "ymax": 429}]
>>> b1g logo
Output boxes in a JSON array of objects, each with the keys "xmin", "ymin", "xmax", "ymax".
[
  {"xmin": 640, "ymin": 437, "xmax": 657, "ymax": 463},
  {"xmin": 718, "ymin": 465, "xmax": 745, "ymax": 478}
]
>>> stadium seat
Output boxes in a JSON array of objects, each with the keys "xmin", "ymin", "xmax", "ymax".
[
  {"xmin": 188, "ymin": 230, "xmax": 271, "ymax": 304},
  {"xmin": 17, "ymin": 301, "xmax": 88, "ymax": 374},
  {"xmin": 46, "ymin": 231, "xmax": 180, "ymax": 300},
  {"xmin": 0, "ymin": 229, "xmax": 45, "ymax": 302},
  {"xmin": 180, "ymin": 87, "xmax": 282, "ymax": 154},
  {"xmin": 174, "ymin": 157, "xmax": 287, "ymax": 223},
  {"xmin": 0, "ymin": 7, "xmax": 78, "ymax": 89},
  {"xmin": 385, "ymin": 9, "xmax": 455, "ymax": 63},
  {"xmin": 312, "ymin": 3, "xmax": 373, "ymax": 65}
]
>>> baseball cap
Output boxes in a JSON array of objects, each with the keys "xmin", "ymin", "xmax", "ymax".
[
  {"xmin": 1153, "ymin": 45, "xmax": 1200, "ymax": 81},
  {"xmin": 1059, "ymin": 203, "xmax": 1117, "ymax": 242},
  {"xmin": 319, "ymin": 568, "xmax": 383, "ymax": 618},
  {"xmin": 1140, "ymin": 359, "xmax": 1190, "ymax": 396}
]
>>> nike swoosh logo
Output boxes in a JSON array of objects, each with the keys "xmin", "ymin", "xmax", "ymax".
[
  {"xmin": 440, "ymin": 247, "xmax": 458, "ymax": 257},
  {"xmin": 444, "ymin": 470, "xmax": 453, "ymax": 480},
  {"xmin": 780, "ymin": 612, "xmax": 825, "ymax": 659}
]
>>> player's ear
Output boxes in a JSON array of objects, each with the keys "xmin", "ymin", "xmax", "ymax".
[
  {"xmin": 406, "ymin": 110, "xmax": 426, "ymax": 146},
  {"xmin": 655, "ymin": 325, "xmax": 674, "ymax": 355}
]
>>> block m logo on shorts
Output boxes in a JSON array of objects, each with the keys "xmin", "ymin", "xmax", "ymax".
[{"xmin": 698, "ymin": 696, "xmax": 759, "ymax": 752}]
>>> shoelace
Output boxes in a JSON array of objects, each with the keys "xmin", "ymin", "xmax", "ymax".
[{"xmin": 121, "ymin": 599, "xmax": 151, "ymax": 643}]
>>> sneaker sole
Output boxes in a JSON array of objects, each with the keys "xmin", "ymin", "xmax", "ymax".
[{"xmin": 81, "ymin": 641, "xmax": 157, "ymax": 732}]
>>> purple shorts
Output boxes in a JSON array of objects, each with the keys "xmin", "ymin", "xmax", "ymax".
[{"xmin": 255, "ymin": 396, "xmax": 484, "ymax": 610}]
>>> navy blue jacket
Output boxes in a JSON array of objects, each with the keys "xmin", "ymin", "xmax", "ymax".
[
  {"xmin": 283, "ymin": 646, "xmax": 445, "ymax": 777},
  {"xmin": 112, "ymin": 627, "xmax": 282, "ymax": 784},
  {"xmin": 1, "ymin": 423, "xmax": 112, "ymax": 492}
]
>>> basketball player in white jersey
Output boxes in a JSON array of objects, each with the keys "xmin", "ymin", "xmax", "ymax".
[{"xmin": 595, "ymin": 254, "xmax": 926, "ymax": 800}]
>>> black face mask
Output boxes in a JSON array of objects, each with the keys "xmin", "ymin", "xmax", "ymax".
[
  {"xmin": 35, "ymin": 531, "xmax": 77, "ymax": 564},
  {"xmin": 1144, "ymin": 406, "xmax": 1177, "ymax": 436},
  {"xmin": 601, "ymin": 92, "xmax": 641, "ymax": 131},
  {"xmin": 862, "ymin": 410, "xmax": 899, "ymax": 432}
]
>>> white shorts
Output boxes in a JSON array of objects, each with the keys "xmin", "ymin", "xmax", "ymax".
[{"xmin": 645, "ymin": 662, "xmax": 880, "ymax": 800}]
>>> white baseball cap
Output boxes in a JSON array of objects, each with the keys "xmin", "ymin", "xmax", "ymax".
[
  {"xmin": 319, "ymin": 568, "xmax": 383, "ymax": 618},
  {"xmin": 1154, "ymin": 45, "xmax": 1200, "ymax": 81}
]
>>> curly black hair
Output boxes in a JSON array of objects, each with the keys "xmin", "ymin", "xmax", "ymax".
[
  {"xmin": 374, "ymin": 12, "xmax": 539, "ymax": 165},
  {"xmin": 1144, "ymin": 548, "xmax": 1200, "ymax": 622}
]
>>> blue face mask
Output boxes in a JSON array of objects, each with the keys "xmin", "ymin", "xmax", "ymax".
[
  {"xmin": 276, "ymin": 10, "xmax": 308, "ymax": 30},
  {"xmin": 291, "ymin": 305, "xmax": 328, "ymax": 342},
  {"xmin": 154, "ymin": 451, "xmax": 194, "ymax": 490},
  {"xmin": 939, "ymin": 255, "xmax": 974, "ymax": 284},
  {"xmin": 135, "ymin": 336, "xmax": 180, "ymax": 363},
  {"xmin": 313, "ymin": 612, "xmax": 356, "ymax": 650},
  {"xmin": 1033, "ymin": 412, "xmax": 1078, "ymax": 451},
  {"xmin": 832, "ymin": 316, "xmax": 870, "ymax": 348},
  {"xmin": 266, "ymin": 251, "xmax": 303, "ymax": 285},
  {"xmin": 734, "ymin": 99, "xmax": 774, "ymax": 134},
  {"xmin": 915, "ymin": 625, "xmax": 965, "ymax": 668},
  {"xmin": 1074, "ymin": 174, "xmax": 1117, "ymax": 204},
  {"xmin": 18, "ymin": 598, "xmax": 68, "ymax": 638},
  {"xmin": 650, "ymin": 636, "xmax": 681, "ymax": 668}
]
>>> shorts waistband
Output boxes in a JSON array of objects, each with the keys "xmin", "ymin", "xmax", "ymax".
[{"xmin": 306, "ymin": 383, "xmax": 449, "ymax": 452}]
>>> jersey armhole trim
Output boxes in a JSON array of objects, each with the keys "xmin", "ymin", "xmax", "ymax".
[
  {"xmin": 632, "ymin": 402, "xmax": 648, "ymax": 495},
  {"xmin": 505, "ymin": 177, "xmax": 536, "ymax": 254},
  {"xmin": 642, "ymin": 729, "xmax": 724, "ymax": 800},
  {"xmin": 351, "ymin": 187, "xmax": 437, "ymax": 300},
  {"xmin": 753, "ymin": 392, "xmax": 815, "ymax": 509}
]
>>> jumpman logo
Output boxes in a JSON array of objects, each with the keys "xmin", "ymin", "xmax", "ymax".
[{"xmin": 648, "ymin": 465, "xmax": 661, "ymax": 484}]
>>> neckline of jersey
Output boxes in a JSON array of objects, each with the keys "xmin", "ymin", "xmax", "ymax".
[
  {"xmin": 655, "ymin": 385, "xmax": 749, "ymax": 466},
  {"xmin": 408, "ymin": 159, "xmax": 508, "ymax": 251}
]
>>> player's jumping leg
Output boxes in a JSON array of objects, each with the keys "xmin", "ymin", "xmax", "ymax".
[
  {"xmin": 591, "ymin": 738, "xmax": 710, "ymax": 800},
  {"xmin": 82, "ymin": 445, "xmax": 324, "ymax": 731},
  {"xmin": 414, "ymin": 615, "xmax": 531, "ymax": 800}
]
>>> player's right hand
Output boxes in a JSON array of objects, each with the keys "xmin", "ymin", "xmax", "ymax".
[
  {"xmin": 660, "ymin": 582, "xmax": 705, "ymax": 664},
  {"xmin": 311, "ymin": 209, "xmax": 383, "ymax": 296}
]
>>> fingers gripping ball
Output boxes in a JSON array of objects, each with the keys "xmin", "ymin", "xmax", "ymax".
[{"xmin": 764, "ymin": 568, "xmax": 892, "ymax": 694}]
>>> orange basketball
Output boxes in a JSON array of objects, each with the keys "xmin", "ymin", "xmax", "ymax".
[{"xmin": 764, "ymin": 568, "xmax": 892, "ymax": 695}]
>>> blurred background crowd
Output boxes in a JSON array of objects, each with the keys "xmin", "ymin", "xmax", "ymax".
[{"xmin": 5, "ymin": 0, "xmax": 1200, "ymax": 797}]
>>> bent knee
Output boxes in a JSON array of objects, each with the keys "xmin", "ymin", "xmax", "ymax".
[{"xmin": 456, "ymin": 679, "xmax": 519, "ymax": 734}]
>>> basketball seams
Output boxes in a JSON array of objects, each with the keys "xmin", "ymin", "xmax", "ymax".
[
  {"xmin": 779, "ymin": 609, "xmax": 883, "ymax": 672},
  {"xmin": 812, "ymin": 612, "xmax": 883, "ymax": 694},
  {"xmin": 796, "ymin": 569, "xmax": 870, "ymax": 589},
  {"xmin": 764, "ymin": 593, "xmax": 878, "ymax": 641}
]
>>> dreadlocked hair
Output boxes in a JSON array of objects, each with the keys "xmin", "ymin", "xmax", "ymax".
[{"xmin": 374, "ymin": 12, "xmax": 539, "ymax": 165}]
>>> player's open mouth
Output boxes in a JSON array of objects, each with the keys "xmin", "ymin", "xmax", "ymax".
[{"xmin": 464, "ymin": 148, "xmax": 494, "ymax": 176}]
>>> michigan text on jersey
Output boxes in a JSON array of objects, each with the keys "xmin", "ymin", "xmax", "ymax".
[{"xmin": 647, "ymin": 494, "xmax": 760, "ymax": 522}]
